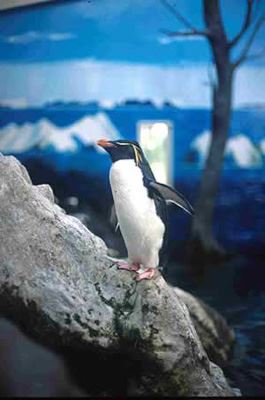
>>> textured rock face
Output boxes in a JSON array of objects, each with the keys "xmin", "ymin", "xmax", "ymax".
[
  {"xmin": 174, "ymin": 288, "xmax": 235, "ymax": 367},
  {"xmin": 0, "ymin": 154, "xmax": 234, "ymax": 396}
]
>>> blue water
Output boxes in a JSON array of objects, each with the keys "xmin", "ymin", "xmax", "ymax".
[
  {"xmin": 165, "ymin": 256, "xmax": 265, "ymax": 396},
  {"xmin": 171, "ymin": 173, "xmax": 265, "ymax": 254}
]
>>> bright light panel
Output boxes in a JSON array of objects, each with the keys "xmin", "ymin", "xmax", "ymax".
[{"xmin": 138, "ymin": 121, "xmax": 171, "ymax": 184}]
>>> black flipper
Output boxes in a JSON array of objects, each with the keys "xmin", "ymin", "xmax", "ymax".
[
  {"xmin": 148, "ymin": 180, "xmax": 194, "ymax": 216},
  {"xmin": 110, "ymin": 204, "xmax": 119, "ymax": 232}
]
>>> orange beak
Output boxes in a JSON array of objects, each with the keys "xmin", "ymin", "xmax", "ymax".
[{"xmin": 97, "ymin": 139, "xmax": 114, "ymax": 148}]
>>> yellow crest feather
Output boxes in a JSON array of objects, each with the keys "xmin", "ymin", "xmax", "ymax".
[{"xmin": 132, "ymin": 144, "xmax": 142, "ymax": 166}]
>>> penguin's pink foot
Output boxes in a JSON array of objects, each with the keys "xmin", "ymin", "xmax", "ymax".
[
  {"xmin": 116, "ymin": 261, "xmax": 140, "ymax": 272},
  {"xmin": 135, "ymin": 268, "xmax": 156, "ymax": 281}
]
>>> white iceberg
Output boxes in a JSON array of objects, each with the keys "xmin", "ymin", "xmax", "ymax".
[
  {"xmin": 0, "ymin": 112, "xmax": 120, "ymax": 154},
  {"xmin": 226, "ymin": 134, "xmax": 263, "ymax": 168},
  {"xmin": 191, "ymin": 130, "xmax": 211, "ymax": 165},
  {"xmin": 191, "ymin": 131, "xmax": 263, "ymax": 168}
]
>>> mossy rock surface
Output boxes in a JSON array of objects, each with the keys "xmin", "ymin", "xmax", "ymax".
[{"xmin": 0, "ymin": 153, "xmax": 235, "ymax": 397}]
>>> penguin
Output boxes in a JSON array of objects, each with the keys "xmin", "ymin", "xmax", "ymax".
[{"xmin": 97, "ymin": 139, "xmax": 193, "ymax": 281}]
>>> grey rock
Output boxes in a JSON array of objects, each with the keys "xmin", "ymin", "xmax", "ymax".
[
  {"xmin": 34, "ymin": 184, "xmax": 55, "ymax": 203},
  {"xmin": 232, "ymin": 387, "xmax": 242, "ymax": 396},
  {"xmin": 0, "ymin": 155, "xmax": 235, "ymax": 397},
  {"xmin": 209, "ymin": 362, "xmax": 236, "ymax": 394},
  {"xmin": 0, "ymin": 318, "xmax": 86, "ymax": 397},
  {"xmin": 174, "ymin": 288, "xmax": 235, "ymax": 367}
]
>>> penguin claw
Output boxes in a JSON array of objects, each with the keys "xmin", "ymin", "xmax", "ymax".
[
  {"xmin": 135, "ymin": 268, "xmax": 156, "ymax": 281},
  {"xmin": 116, "ymin": 261, "xmax": 140, "ymax": 272}
]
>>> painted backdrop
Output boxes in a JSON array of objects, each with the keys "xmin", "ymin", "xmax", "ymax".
[{"xmin": 1, "ymin": 1, "xmax": 265, "ymax": 395}]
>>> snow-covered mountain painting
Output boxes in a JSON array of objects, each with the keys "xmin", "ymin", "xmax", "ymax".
[
  {"xmin": 0, "ymin": 112, "xmax": 120, "ymax": 154},
  {"xmin": 2, "ymin": 102, "xmax": 264, "ymax": 256},
  {"xmin": 191, "ymin": 130, "xmax": 264, "ymax": 169},
  {"xmin": 1, "ymin": 104, "xmax": 264, "ymax": 176}
]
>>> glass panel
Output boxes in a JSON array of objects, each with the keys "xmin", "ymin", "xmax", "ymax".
[{"xmin": 138, "ymin": 121, "xmax": 171, "ymax": 184}]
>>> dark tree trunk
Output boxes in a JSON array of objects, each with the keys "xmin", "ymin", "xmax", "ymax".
[
  {"xmin": 189, "ymin": 0, "xmax": 234, "ymax": 264},
  {"xmin": 161, "ymin": 0, "xmax": 262, "ymax": 266}
]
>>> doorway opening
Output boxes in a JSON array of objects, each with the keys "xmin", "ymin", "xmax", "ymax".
[{"xmin": 137, "ymin": 120, "xmax": 173, "ymax": 185}]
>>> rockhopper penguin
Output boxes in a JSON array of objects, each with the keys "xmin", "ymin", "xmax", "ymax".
[{"xmin": 97, "ymin": 139, "xmax": 193, "ymax": 281}]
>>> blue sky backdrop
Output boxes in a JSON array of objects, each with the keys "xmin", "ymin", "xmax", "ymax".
[{"xmin": 0, "ymin": 0, "xmax": 265, "ymax": 107}]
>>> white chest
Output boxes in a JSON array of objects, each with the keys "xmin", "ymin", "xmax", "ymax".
[{"xmin": 109, "ymin": 160, "xmax": 165, "ymax": 268}]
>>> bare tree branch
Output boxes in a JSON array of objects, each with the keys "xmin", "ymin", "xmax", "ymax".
[
  {"xmin": 232, "ymin": 14, "xmax": 265, "ymax": 68},
  {"xmin": 160, "ymin": 0, "xmax": 208, "ymax": 36},
  {"xmin": 228, "ymin": 0, "xmax": 253, "ymax": 48},
  {"xmin": 240, "ymin": 47, "xmax": 265, "ymax": 62},
  {"xmin": 203, "ymin": 0, "xmax": 231, "ymax": 53},
  {"xmin": 160, "ymin": 28, "xmax": 209, "ymax": 37},
  {"xmin": 252, "ymin": 0, "xmax": 263, "ymax": 22}
]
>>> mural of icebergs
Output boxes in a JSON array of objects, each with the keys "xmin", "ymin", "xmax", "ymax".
[
  {"xmin": 191, "ymin": 130, "xmax": 264, "ymax": 168},
  {"xmin": 0, "ymin": 112, "xmax": 120, "ymax": 154},
  {"xmin": 191, "ymin": 130, "xmax": 211, "ymax": 165},
  {"xmin": 226, "ymin": 135, "xmax": 263, "ymax": 168}
]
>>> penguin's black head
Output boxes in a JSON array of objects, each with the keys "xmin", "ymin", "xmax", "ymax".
[{"xmin": 97, "ymin": 139, "xmax": 143, "ymax": 164}]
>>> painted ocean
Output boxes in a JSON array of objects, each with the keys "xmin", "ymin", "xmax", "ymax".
[
  {"xmin": 0, "ymin": 104, "xmax": 264, "ymax": 253},
  {"xmin": 0, "ymin": 103, "xmax": 265, "ymax": 395}
]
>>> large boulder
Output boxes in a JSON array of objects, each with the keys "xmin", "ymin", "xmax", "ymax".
[
  {"xmin": 174, "ymin": 288, "xmax": 235, "ymax": 367},
  {"xmin": 0, "ymin": 154, "xmax": 235, "ymax": 396}
]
